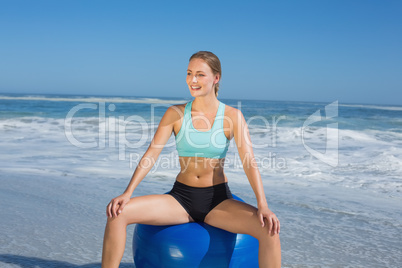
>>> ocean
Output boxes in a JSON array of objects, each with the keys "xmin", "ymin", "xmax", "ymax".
[{"xmin": 0, "ymin": 93, "xmax": 401, "ymax": 267}]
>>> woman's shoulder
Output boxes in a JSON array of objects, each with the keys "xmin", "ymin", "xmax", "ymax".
[
  {"xmin": 164, "ymin": 102, "xmax": 188, "ymax": 120},
  {"xmin": 223, "ymin": 103, "xmax": 244, "ymax": 121},
  {"xmin": 171, "ymin": 102, "xmax": 188, "ymax": 109}
]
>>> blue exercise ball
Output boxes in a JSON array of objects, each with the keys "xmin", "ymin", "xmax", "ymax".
[{"xmin": 132, "ymin": 194, "xmax": 259, "ymax": 268}]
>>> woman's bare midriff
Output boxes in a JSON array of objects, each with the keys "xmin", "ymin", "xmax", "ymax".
[{"xmin": 175, "ymin": 156, "xmax": 227, "ymax": 187}]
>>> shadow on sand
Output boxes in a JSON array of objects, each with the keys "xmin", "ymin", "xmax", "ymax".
[{"xmin": 0, "ymin": 254, "xmax": 133, "ymax": 267}]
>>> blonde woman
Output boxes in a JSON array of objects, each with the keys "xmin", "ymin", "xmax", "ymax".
[{"xmin": 102, "ymin": 51, "xmax": 281, "ymax": 267}]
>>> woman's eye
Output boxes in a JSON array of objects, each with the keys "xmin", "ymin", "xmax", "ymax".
[
  {"xmin": 197, "ymin": 74, "xmax": 204, "ymax": 77},
  {"xmin": 187, "ymin": 72, "xmax": 191, "ymax": 76}
]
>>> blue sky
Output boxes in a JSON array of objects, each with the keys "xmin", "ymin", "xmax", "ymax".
[{"xmin": 1, "ymin": 0, "xmax": 401, "ymax": 105}]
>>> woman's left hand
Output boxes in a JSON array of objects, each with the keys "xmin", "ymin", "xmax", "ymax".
[{"xmin": 258, "ymin": 206, "xmax": 280, "ymax": 235}]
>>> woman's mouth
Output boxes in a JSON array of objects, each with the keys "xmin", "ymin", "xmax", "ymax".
[{"xmin": 191, "ymin": 86, "xmax": 201, "ymax": 90}]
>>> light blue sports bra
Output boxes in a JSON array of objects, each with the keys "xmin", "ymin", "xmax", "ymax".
[{"xmin": 175, "ymin": 100, "xmax": 230, "ymax": 159}]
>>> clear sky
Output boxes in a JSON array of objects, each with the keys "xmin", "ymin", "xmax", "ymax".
[{"xmin": 1, "ymin": 0, "xmax": 401, "ymax": 105}]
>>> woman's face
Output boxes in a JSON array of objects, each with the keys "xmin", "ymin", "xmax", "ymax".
[{"xmin": 186, "ymin": 58, "xmax": 220, "ymax": 97}]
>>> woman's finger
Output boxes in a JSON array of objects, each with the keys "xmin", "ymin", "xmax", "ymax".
[
  {"xmin": 111, "ymin": 199, "xmax": 119, "ymax": 218},
  {"xmin": 272, "ymin": 217, "xmax": 280, "ymax": 234},
  {"xmin": 106, "ymin": 202, "xmax": 112, "ymax": 218},
  {"xmin": 267, "ymin": 216, "xmax": 274, "ymax": 234},
  {"xmin": 277, "ymin": 218, "xmax": 281, "ymax": 234},
  {"xmin": 272, "ymin": 218, "xmax": 278, "ymax": 234},
  {"xmin": 118, "ymin": 200, "xmax": 128, "ymax": 215},
  {"xmin": 259, "ymin": 213, "xmax": 265, "ymax": 227}
]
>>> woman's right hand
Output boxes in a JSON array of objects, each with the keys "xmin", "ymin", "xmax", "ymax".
[{"xmin": 106, "ymin": 193, "xmax": 131, "ymax": 218}]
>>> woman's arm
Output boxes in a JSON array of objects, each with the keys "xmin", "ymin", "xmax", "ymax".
[
  {"xmin": 231, "ymin": 108, "xmax": 280, "ymax": 234},
  {"xmin": 107, "ymin": 105, "xmax": 182, "ymax": 217},
  {"xmin": 123, "ymin": 106, "xmax": 180, "ymax": 195}
]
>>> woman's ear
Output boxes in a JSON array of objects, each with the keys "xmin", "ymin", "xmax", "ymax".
[{"xmin": 214, "ymin": 74, "xmax": 220, "ymax": 84}]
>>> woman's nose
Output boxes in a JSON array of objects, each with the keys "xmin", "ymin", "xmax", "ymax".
[{"xmin": 192, "ymin": 75, "xmax": 198, "ymax": 83}]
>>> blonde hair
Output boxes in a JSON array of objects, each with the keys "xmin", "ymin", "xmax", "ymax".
[{"xmin": 189, "ymin": 51, "xmax": 222, "ymax": 97}]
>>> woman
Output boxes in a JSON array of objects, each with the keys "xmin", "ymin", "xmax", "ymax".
[{"xmin": 102, "ymin": 51, "xmax": 281, "ymax": 267}]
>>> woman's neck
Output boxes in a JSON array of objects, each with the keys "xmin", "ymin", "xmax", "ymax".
[{"xmin": 192, "ymin": 95, "xmax": 219, "ymax": 114}]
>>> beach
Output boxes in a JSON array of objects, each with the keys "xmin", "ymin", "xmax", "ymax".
[{"xmin": 0, "ymin": 94, "xmax": 401, "ymax": 267}]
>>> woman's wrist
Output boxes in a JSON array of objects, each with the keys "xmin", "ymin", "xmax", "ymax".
[
  {"xmin": 123, "ymin": 189, "xmax": 133, "ymax": 197},
  {"xmin": 257, "ymin": 200, "xmax": 269, "ymax": 209}
]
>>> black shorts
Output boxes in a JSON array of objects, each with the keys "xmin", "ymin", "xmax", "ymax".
[{"xmin": 168, "ymin": 180, "xmax": 233, "ymax": 222}]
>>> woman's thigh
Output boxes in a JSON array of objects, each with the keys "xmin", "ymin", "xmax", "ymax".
[
  {"xmin": 117, "ymin": 194, "xmax": 193, "ymax": 226},
  {"xmin": 204, "ymin": 199, "xmax": 270, "ymax": 239}
]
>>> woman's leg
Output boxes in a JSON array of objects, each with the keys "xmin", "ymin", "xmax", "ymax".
[
  {"xmin": 204, "ymin": 199, "xmax": 281, "ymax": 268},
  {"xmin": 102, "ymin": 194, "xmax": 192, "ymax": 268}
]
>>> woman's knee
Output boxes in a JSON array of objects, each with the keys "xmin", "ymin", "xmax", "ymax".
[
  {"xmin": 106, "ymin": 204, "xmax": 135, "ymax": 226},
  {"xmin": 106, "ymin": 214, "xmax": 127, "ymax": 227},
  {"xmin": 258, "ymin": 232, "xmax": 281, "ymax": 249}
]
